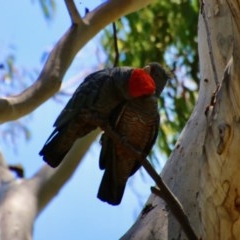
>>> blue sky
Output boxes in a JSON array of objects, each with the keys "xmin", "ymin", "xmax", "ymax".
[{"xmin": 0, "ymin": 1, "xmax": 158, "ymax": 239}]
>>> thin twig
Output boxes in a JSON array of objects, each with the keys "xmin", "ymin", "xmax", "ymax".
[
  {"xmin": 112, "ymin": 22, "xmax": 119, "ymax": 67},
  {"xmin": 201, "ymin": 0, "xmax": 219, "ymax": 85},
  {"xmin": 65, "ymin": 0, "xmax": 84, "ymax": 25},
  {"xmin": 81, "ymin": 112, "xmax": 198, "ymax": 240},
  {"xmin": 103, "ymin": 125, "xmax": 198, "ymax": 240},
  {"xmin": 150, "ymin": 186, "xmax": 198, "ymax": 239}
]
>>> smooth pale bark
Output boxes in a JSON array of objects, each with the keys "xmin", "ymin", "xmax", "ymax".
[
  {"xmin": 0, "ymin": 129, "xmax": 100, "ymax": 240},
  {"xmin": 0, "ymin": 1, "xmax": 154, "ymax": 239},
  {"xmin": 2, "ymin": 0, "xmax": 240, "ymax": 239},
  {"xmin": 0, "ymin": 0, "xmax": 153, "ymax": 123},
  {"xmin": 122, "ymin": 1, "xmax": 240, "ymax": 239},
  {"xmin": 199, "ymin": 1, "xmax": 240, "ymax": 239}
]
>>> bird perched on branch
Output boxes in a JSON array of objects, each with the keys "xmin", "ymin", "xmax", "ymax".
[{"xmin": 39, "ymin": 62, "xmax": 170, "ymax": 205}]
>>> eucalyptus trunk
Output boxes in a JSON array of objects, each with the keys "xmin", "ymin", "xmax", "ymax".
[{"xmin": 122, "ymin": 1, "xmax": 240, "ymax": 239}]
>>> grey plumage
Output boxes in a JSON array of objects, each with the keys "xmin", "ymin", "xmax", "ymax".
[{"xmin": 39, "ymin": 63, "xmax": 170, "ymax": 205}]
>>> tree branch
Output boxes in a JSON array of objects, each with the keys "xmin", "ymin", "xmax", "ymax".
[
  {"xmin": 226, "ymin": 0, "xmax": 240, "ymax": 33},
  {"xmin": 0, "ymin": 0, "xmax": 153, "ymax": 124},
  {"xmin": 112, "ymin": 22, "xmax": 119, "ymax": 67},
  {"xmin": 80, "ymin": 112, "xmax": 198, "ymax": 240},
  {"xmin": 0, "ymin": 149, "xmax": 15, "ymax": 182},
  {"xmin": 31, "ymin": 129, "xmax": 100, "ymax": 213},
  {"xmin": 105, "ymin": 126, "xmax": 198, "ymax": 240},
  {"xmin": 200, "ymin": 0, "xmax": 219, "ymax": 86},
  {"xmin": 65, "ymin": 0, "xmax": 84, "ymax": 25},
  {"xmin": 8, "ymin": 164, "xmax": 24, "ymax": 178}
]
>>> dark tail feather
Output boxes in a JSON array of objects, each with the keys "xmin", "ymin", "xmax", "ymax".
[
  {"xmin": 97, "ymin": 169, "xmax": 126, "ymax": 205},
  {"xmin": 39, "ymin": 130, "xmax": 73, "ymax": 168},
  {"xmin": 98, "ymin": 133, "xmax": 126, "ymax": 205}
]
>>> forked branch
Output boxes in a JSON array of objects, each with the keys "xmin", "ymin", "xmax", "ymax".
[
  {"xmin": 0, "ymin": 0, "xmax": 153, "ymax": 124},
  {"xmin": 65, "ymin": 0, "xmax": 84, "ymax": 25}
]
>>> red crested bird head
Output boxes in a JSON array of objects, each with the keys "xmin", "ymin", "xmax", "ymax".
[
  {"xmin": 128, "ymin": 69, "xmax": 156, "ymax": 98},
  {"xmin": 143, "ymin": 62, "xmax": 171, "ymax": 96}
]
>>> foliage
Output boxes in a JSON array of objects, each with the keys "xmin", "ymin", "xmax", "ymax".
[
  {"xmin": 34, "ymin": 0, "xmax": 199, "ymax": 157},
  {"xmin": 34, "ymin": 0, "xmax": 56, "ymax": 20},
  {"xmin": 102, "ymin": 0, "xmax": 199, "ymax": 157},
  {"xmin": 0, "ymin": 0, "xmax": 56, "ymax": 145},
  {"xmin": 0, "ymin": 49, "xmax": 38, "ymax": 145},
  {"xmin": 1, "ymin": 0, "xmax": 199, "ymax": 157}
]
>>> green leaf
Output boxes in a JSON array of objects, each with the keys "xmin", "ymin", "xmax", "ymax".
[{"xmin": 102, "ymin": 0, "xmax": 199, "ymax": 160}]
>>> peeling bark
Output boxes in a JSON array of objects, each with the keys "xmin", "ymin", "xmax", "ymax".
[
  {"xmin": 122, "ymin": 1, "xmax": 240, "ymax": 239},
  {"xmin": 2, "ymin": 0, "xmax": 240, "ymax": 239},
  {"xmin": 0, "ymin": 1, "xmax": 154, "ymax": 239},
  {"xmin": 199, "ymin": 1, "xmax": 240, "ymax": 238}
]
